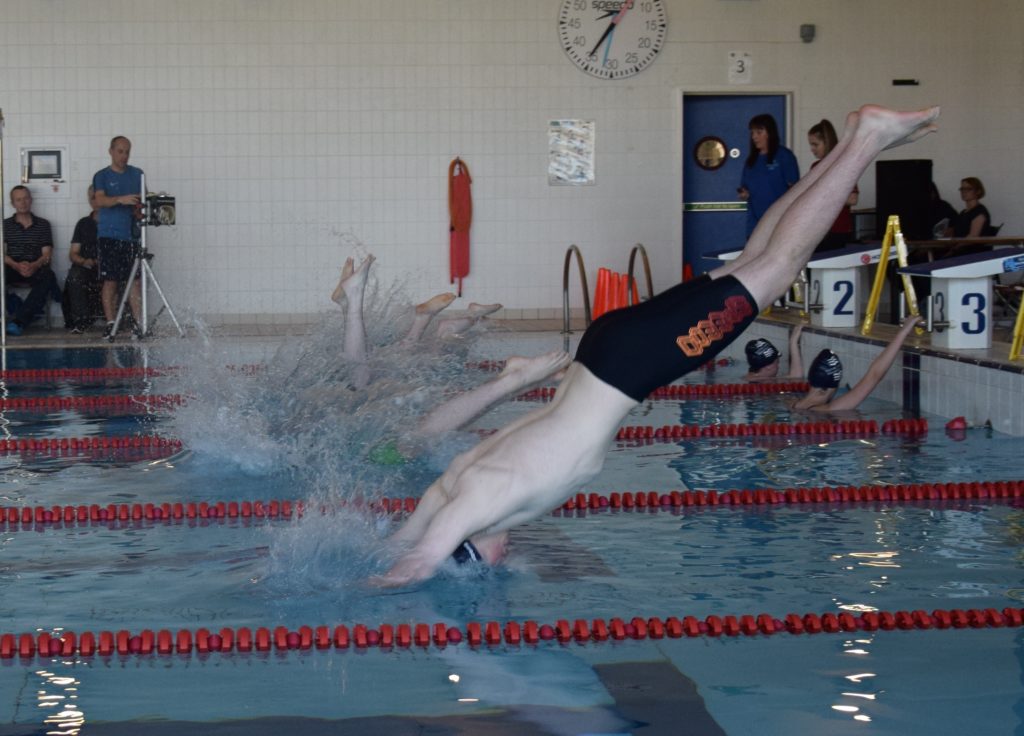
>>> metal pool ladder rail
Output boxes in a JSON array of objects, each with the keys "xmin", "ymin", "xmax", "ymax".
[
  {"xmin": 626, "ymin": 243, "xmax": 654, "ymax": 306},
  {"xmin": 562, "ymin": 244, "xmax": 592, "ymax": 351}
]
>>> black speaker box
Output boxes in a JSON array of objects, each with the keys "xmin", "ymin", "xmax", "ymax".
[{"xmin": 875, "ymin": 159, "xmax": 933, "ymax": 240}]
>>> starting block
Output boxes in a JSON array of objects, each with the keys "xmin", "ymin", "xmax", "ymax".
[
  {"xmin": 807, "ymin": 243, "xmax": 893, "ymax": 328},
  {"xmin": 899, "ymin": 248, "xmax": 1024, "ymax": 349}
]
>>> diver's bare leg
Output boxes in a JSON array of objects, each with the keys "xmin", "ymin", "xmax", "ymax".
[
  {"xmin": 416, "ymin": 350, "xmax": 571, "ymax": 436},
  {"xmin": 403, "ymin": 292, "xmax": 456, "ymax": 343},
  {"xmin": 718, "ymin": 105, "xmax": 939, "ymax": 308},
  {"xmin": 340, "ymin": 255, "xmax": 375, "ymax": 387}
]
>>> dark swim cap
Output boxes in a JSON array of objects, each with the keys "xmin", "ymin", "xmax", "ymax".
[
  {"xmin": 745, "ymin": 339, "xmax": 780, "ymax": 371},
  {"xmin": 451, "ymin": 539, "xmax": 483, "ymax": 565},
  {"xmin": 808, "ymin": 349, "xmax": 843, "ymax": 389}
]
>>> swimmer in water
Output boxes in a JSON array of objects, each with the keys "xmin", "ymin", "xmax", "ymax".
[
  {"xmin": 370, "ymin": 104, "xmax": 941, "ymax": 587},
  {"xmin": 744, "ymin": 324, "xmax": 805, "ymax": 382},
  {"xmin": 791, "ymin": 316, "xmax": 922, "ymax": 413}
]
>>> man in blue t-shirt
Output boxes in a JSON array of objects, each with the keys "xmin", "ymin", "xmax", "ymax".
[{"xmin": 92, "ymin": 135, "xmax": 144, "ymax": 338}]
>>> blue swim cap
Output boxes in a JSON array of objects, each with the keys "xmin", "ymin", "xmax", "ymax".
[
  {"xmin": 745, "ymin": 338, "xmax": 780, "ymax": 371},
  {"xmin": 808, "ymin": 349, "xmax": 843, "ymax": 389}
]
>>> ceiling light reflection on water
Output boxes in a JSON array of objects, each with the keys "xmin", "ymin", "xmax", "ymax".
[{"xmin": 35, "ymin": 667, "xmax": 85, "ymax": 735}]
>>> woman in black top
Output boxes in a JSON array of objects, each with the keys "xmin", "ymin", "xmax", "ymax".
[{"xmin": 946, "ymin": 176, "xmax": 992, "ymax": 238}]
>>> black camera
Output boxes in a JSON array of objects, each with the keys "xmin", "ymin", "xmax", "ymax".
[{"xmin": 146, "ymin": 192, "xmax": 176, "ymax": 226}]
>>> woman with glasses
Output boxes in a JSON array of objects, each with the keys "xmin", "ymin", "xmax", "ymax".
[{"xmin": 946, "ymin": 177, "xmax": 992, "ymax": 238}]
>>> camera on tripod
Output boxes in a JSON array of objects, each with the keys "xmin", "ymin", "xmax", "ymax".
[{"xmin": 145, "ymin": 192, "xmax": 176, "ymax": 226}]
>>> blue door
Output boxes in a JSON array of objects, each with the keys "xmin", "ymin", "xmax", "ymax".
[{"xmin": 683, "ymin": 94, "xmax": 790, "ymax": 276}]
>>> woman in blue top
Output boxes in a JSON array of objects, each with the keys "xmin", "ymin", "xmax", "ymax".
[{"xmin": 738, "ymin": 114, "xmax": 800, "ymax": 237}]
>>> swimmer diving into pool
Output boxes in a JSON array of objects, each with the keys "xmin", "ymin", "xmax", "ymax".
[
  {"xmin": 329, "ymin": 252, "xmax": 571, "ymax": 444},
  {"xmin": 372, "ymin": 104, "xmax": 941, "ymax": 586}
]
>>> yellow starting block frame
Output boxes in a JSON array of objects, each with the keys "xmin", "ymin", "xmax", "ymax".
[
  {"xmin": 861, "ymin": 215, "xmax": 922, "ymax": 335},
  {"xmin": 1011, "ymin": 293, "xmax": 1024, "ymax": 361}
]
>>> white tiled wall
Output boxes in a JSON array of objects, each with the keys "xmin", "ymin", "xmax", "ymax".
[{"xmin": 1, "ymin": 1, "xmax": 1021, "ymax": 322}]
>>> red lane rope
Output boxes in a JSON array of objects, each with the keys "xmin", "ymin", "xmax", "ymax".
[
  {"xmin": 0, "ymin": 435, "xmax": 181, "ymax": 455},
  {"xmin": 0, "ymin": 367, "xmax": 174, "ymax": 382},
  {"xmin": 0, "ymin": 364, "xmax": 264, "ymax": 384},
  {"xmin": 4, "ymin": 480, "xmax": 1020, "ymax": 531},
  {"xmin": 3, "ymin": 606, "xmax": 1021, "ymax": 662},
  {"xmin": 614, "ymin": 418, "xmax": 928, "ymax": 440},
  {"xmin": 517, "ymin": 381, "xmax": 811, "ymax": 402},
  {"xmin": 0, "ymin": 394, "xmax": 184, "ymax": 412}
]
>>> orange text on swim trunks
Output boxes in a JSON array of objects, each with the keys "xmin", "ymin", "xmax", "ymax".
[{"xmin": 675, "ymin": 295, "xmax": 754, "ymax": 357}]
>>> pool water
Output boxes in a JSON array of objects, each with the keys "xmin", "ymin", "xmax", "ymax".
[{"xmin": 1, "ymin": 329, "xmax": 1023, "ymax": 735}]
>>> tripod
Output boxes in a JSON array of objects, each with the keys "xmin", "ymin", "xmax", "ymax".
[{"xmin": 109, "ymin": 173, "xmax": 184, "ymax": 340}]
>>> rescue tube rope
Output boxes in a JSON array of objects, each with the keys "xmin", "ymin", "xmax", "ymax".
[
  {"xmin": 2, "ymin": 607, "xmax": 1021, "ymax": 662},
  {"xmin": 3, "ymin": 480, "xmax": 1020, "ymax": 531}
]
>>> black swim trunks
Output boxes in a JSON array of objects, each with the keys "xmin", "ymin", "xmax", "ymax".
[{"xmin": 574, "ymin": 274, "xmax": 759, "ymax": 402}]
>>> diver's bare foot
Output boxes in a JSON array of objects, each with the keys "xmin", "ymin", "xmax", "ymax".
[
  {"xmin": 500, "ymin": 350, "xmax": 572, "ymax": 387},
  {"xmin": 331, "ymin": 258, "xmax": 355, "ymax": 304},
  {"xmin": 857, "ymin": 105, "xmax": 939, "ymax": 150},
  {"xmin": 340, "ymin": 254, "xmax": 375, "ymax": 301},
  {"xmin": 468, "ymin": 302, "xmax": 502, "ymax": 317},
  {"xmin": 416, "ymin": 292, "xmax": 456, "ymax": 315}
]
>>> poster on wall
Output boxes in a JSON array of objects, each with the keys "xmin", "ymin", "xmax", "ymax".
[{"xmin": 548, "ymin": 120, "xmax": 595, "ymax": 185}]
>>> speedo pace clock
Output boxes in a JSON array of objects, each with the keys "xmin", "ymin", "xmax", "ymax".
[{"xmin": 558, "ymin": 0, "xmax": 668, "ymax": 80}]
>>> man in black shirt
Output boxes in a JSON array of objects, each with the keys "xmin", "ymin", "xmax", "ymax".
[
  {"xmin": 62, "ymin": 186, "xmax": 102, "ymax": 333},
  {"xmin": 3, "ymin": 186, "xmax": 59, "ymax": 335}
]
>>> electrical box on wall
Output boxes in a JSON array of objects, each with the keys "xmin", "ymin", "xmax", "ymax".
[{"xmin": 20, "ymin": 146, "xmax": 70, "ymax": 199}]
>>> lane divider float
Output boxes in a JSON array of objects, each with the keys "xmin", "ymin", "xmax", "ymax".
[
  {"xmin": 614, "ymin": 418, "xmax": 927, "ymax": 440},
  {"xmin": 0, "ymin": 394, "xmax": 184, "ymax": 412},
  {"xmin": 0, "ymin": 364, "xmax": 263, "ymax": 384},
  {"xmin": 517, "ymin": 381, "xmax": 811, "ymax": 402},
  {"xmin": 3, "ymin": 606, "xmax": 1021, "ymax": 662},
  {"xmin": 4, "ymin": 480, "xmax": 1020, "ymax": 531},
  {"xmin": 0, "ymin": 435, "xmax": 181, "ymax": 455}
]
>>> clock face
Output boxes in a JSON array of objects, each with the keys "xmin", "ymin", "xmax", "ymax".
[{"xmin": 558, "ymin": 0, "xmax": 668, "ymax": 80}]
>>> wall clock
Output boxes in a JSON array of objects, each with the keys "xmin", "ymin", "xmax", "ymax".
[{"xmin": 558, "ymin": 0, "xmax": 668, "ymax": 80}]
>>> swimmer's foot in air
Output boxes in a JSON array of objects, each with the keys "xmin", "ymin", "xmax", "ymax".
[
  {"xmin": 468, "ymin": 302, "xmax": 502, "ymax": 318},
  {"xmin": 331, "ymin": 258, "xmax": 355, "ymax": 305},
  {"xmin": 417, "ymin": 292, "xmax": 457, "ymax": 316},
  {"xmin": 403, "ymin": 292, "xmax": 458, "ymax": 343},
  {"xmin": 500, "ymin": 350, "xmax": 572, "ymax": 388},
  {"xmin": 856, "ymin": 104, "xmax": 940, "ymax": 151},
  {"xmin": 436, "ymin": 302, "xmax": 503, "ymax": 337},
  {"xmin": 340, "ymin": 254, "xmax": 375, "ymax": 304}
]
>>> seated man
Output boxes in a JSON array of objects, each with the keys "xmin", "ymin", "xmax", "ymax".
[
  {"xmin": 791, "ymin": 316, "xmax": 921, "ymax": 413},
  {"xmin": 62, "ymin": 186, "xmax": 103, "ymax": 333},
  {"xmin": 744, "ymin": 324, "xmax": 804, "ymax": 381},
  {"xmin": 3, "ymin": 186, "xmax": 59, "ymax": 336},
  {"xmin": 371, "ymin": 104, "xmax": 941, "ymax": 586}
]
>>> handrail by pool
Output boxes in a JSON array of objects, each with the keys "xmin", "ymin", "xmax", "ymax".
[
  {"xmin": 626, "ymin": 242, "xmax": 654, "ymax": 306},
  {"xmin": 562, "ymin": 244, "xmax": 592, "ymax": 350}
]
